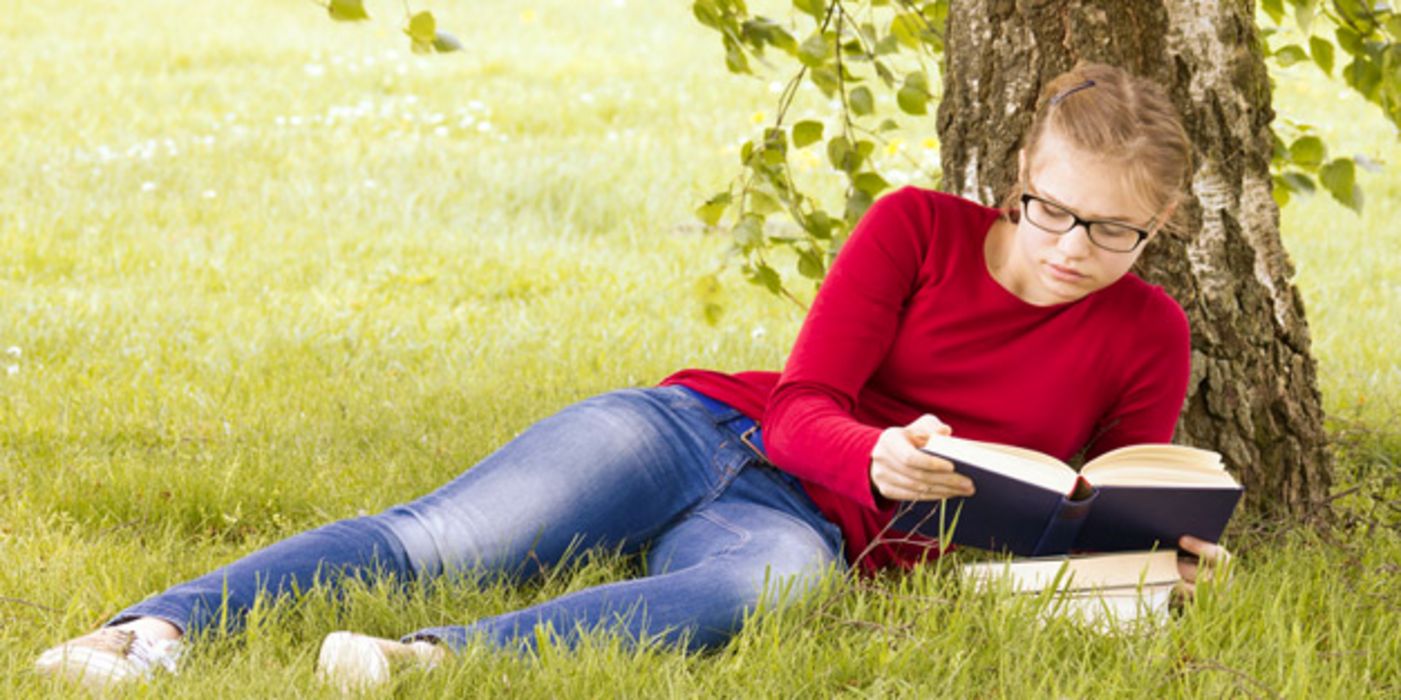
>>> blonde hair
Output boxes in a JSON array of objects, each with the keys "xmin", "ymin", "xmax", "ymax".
[{"xmin": 1004, "ymin": 63, "xmax": 1193, "ymax": 236}]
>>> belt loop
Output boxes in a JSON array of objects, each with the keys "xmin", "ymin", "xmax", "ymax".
[{"xmin": 739, "ymin": 424, "xmax": 771, "ymax": 464}]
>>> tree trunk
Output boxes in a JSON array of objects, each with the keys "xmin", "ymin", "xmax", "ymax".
[{"xmin": 938, "ymin": 0, "xmax": 1331, "ymax": 517}]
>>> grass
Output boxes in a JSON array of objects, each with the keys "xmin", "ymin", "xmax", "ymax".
[{"xmin": 1, "ymin": 0, "xmax": 1398, "ymax": 696}]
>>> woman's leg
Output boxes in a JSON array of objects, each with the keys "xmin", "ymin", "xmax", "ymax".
[
  {"xmin": 402, "ymin": 463, "xmax": 845, "ymax": 654},
  {"xmin": 106, "ymin": 386, "xmax": 753, "ymax": 637}
]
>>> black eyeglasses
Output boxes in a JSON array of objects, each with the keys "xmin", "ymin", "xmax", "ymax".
[{"xmin": 1019, "ymin": 191, "xmax": 1152, "ymax": 253}]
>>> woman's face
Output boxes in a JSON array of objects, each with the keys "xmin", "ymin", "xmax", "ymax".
[{"xmin": 1007, "ymin": 131, "xmax": 1167, "ymax": 305}]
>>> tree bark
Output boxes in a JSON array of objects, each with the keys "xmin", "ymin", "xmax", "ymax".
[{"xmin": 938, "ymin": 0, "xmax": 1331, "ymax": 517}]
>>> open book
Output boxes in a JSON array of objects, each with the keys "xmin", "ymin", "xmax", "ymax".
[
  {"xmin": 891, "ymin": 435, "xmax": 1243, "ymax": 556},
  {"xmin": 961, "ymin": 550, "xmax": 1182, "ymax": 628}
]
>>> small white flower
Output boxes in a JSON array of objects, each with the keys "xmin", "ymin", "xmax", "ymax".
[
  {"xmin": 579, "ymin": 92, "xmax": 595, "ymax": 104},
  {"xmin": 476, "ymin": 122, "xmax": 493, "ymax": 133},
  {"xmin": 6, "ymin": 365, "xmax": 17, "ymax": 377},
  {"xmin": 434, "ymin": 126, "xmax": 449, "ymax": 137},
  {"xmin": 289, "ymin": 116, "xmax": 303, "ymax": 127},
  {"xmin": 768, "ymin": 81, "xmax": 784, "ymax": 94},
  {"xmin": 304, "ymin": 63, "xmax": 326, "ymax": 78},
  {"xmin": 141, "ymin": 181, "xmax": 157, "ymax": 192},
  {"xmin": 363, "ymin": 179, "xmax": 377, "ymax": 189},
  {"xmin": 468, "ymin": 100, "xmax": 486, "ymax": 112},
  {"xmin": 5, "ymin": 346, "xmax": 19, "ymax": 358},
  {"xmin": 458, "ymin": 114, "xmax": 476, "ymax": 128},
  {"xmin": 751, "ymin": 325, "xmax": 767, "ymax": 340},
  {"xmin": 202, "ymin": 189, "xmax": 217, "ymax": 199},
  {"xmin": 275, "ymin": 116, "xmax": 286, "ymax": 126}
]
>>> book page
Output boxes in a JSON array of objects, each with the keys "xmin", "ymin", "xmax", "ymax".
[
  {"xmin": 920, "ymin": 435, "xmax": 1078, "ymax": 493},
  {"xmin": 1081, "ymin": 444, "xmax": 1239, "ymax": 488},
  {"xmin": 961, "ymin": 550, "xmax": 1180, "ymax": 593}
]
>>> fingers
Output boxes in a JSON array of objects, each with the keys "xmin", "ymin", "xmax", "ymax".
[
  {"xmin": 1178, "ymin": 535, "xmax": 1232, "ymax": 566},
  {"xmin": 870, "ymin": 426, "xmax": 975, "ymax": 502},
  {"xmin": 1177, "ymin": 535, "xmax": 1234, "ymax": 587},
  {"xmin": 904, "ymin": 414, "xmax": 953, "ymax": 444}
]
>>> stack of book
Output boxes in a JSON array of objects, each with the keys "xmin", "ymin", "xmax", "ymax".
[
  {"xmin": 960, "ymin": 550, "xmax": 1182, "ymax": 628},
  {"xmin": 893, "ymin": 436, "xmax": 1243, "ymax": 626}
]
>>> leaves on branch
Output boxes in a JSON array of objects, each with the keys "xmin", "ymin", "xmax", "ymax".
[{"xmin": 688, "ymin": 0, "xmax": 1390, "ymax": 315}]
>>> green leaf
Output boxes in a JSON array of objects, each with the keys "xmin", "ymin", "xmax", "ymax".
[
  {"xmin": 1336, "ymin": 27, "xmax": 1362, "ymax": 55},
  {"xmin": 1319, "ymin": 158, "xmax": 1362, "ymax": 213},
  {"xmin": 694, "ymin": 273, "xmax": 724, "ymax": 327},
  {"xmin": 328, "ymin": 0, "xmax": 370, "ymax": 22},
  {"xmin": 1309, "ymin": 36, "xmax": 1334, "ymax": 75},
  {"xmin": 1274, "ymin": 44, "xmax": 1309, "ymax": 67},
  {"xmin": 696, "ymin": 192, "xmax": 732, "ymax": 226},
  {"xmin": 844, "ymin": 190, "xmax": 874, "ymax": 223},
  {"xmin": 725, "ymin": 37, "xmax": 750, "ymax": 74},
  {"xmin": 1294, "ymin": 0, "xmax": 1314, "ymax": 34},
  {"xmin": 433, "ymin": 31, "xmax": 464, "ymax": 53},
  {"xmin": 810, "ymin": 66, "xmax": 839, "ymax": 97},
  {"xmin": 793, "ymin": 120, "xmax": 824, "ymax": 148},
  {"xmin": 1261, "ymin": 0, "xmax": 1285, "ymax": 25},
  {"xmin": 797, "ymin": 247, "xmax": 826, "ymax": 280},
  {"xmin": 826, "ymin": 135, "xmax": 853, "ymax": 171},
  {"xmin": 751, "ymin": 263, "xmax": 783, "ymax": 294},
  {"xmin": 897, "ymin": 86, "xmax": 928, "ymax": 115},
  {"xmin": 849, "ymin": 86, "xmax": 875, "ymax": 115},
  {"xmin": 749, "ymin": 190, "xmax": 783, "ymax": 216},
  {"xmin": 854, "ymin": 171, "xmax": 891, "ymax": 196},
  {"xmin": 693, "ymin": 0, "xmax": 723, "ymax": 30},
  {"xmin": 1271, "ymin": 175, "xmax": 1292, "ymax": 208},
  {"xmin": 878, "ymin": 118, "xmax": 900, "ymax": 132},
  {"xmin": 803, "ymin": 210, "xmax": 834, "ymax": 239},
  {"xmin": 1343, "ymin": 57, "xmax": 1383, "ymax": 100},
  {"xmin": 406, "ymin": 11, "xmax": 437, "ymax": 44},
  {"xmin": 1280, "ymin": 172, "xmax": 1316, "ymax": 194},
  {"xmin": 890, "ymin": 13, "xmax": 923, "ymax": 50},
  {"xmin": 798, "ymin": 32, "xmax": 830, "ymax": 68},
  {"xmin": 793, "ymin": 0, "xmax": 825, "ymax": 21},
  {"xmin": 702, "ymin": 301, "xmax": 724, "ymax": 326},
  {"xmin": 1288, "ymin": 135, "xmax": 1327, "ymax": 169}
]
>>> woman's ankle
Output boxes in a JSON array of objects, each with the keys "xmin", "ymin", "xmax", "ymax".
[{"xmin": 111, "ymin": 617, "xmax": 182, "ymax": 642}]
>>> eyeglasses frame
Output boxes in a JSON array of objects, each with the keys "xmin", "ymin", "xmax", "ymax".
[{"xmin": 1018, "ymin": 190, "xmax": 1154, "ymax": 253}]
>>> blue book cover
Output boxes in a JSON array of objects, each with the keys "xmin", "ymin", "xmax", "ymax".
[{"xmin": 893, "ymin": 436, "xmax": 1243, "ymax": 556}]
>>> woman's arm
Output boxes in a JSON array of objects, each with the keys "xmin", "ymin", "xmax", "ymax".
[{"xmin": 762, "ymin": 188, "xmax": 951, "ymax": 511}]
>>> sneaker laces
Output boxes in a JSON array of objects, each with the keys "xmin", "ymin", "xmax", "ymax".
[{"xmin": 121, "ymin": 630, "xmax": 184, "ymax": 676}]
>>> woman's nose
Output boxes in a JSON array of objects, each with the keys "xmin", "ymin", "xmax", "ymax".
[{"xmin": 1057, "ymin": 224, "xmax": 1094, "ymax": 257}]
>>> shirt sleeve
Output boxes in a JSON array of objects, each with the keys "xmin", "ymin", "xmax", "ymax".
[
  {"xmin": 763, "ymin": 187, "xmax": 934, "ymax": 512},
  {"xmin": 1084, "ymin": 292, "xmax": 1192, "ymax": 458}
]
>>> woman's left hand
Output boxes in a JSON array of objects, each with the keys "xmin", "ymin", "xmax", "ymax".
[{"xmin": 1176, "ymin": 534, "xmax": 1233, "ymax": 598}]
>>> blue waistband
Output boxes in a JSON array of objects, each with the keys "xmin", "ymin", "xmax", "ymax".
[{"xmin": 677, "ymin": 386, "xmax": 765, "ymax": 456}]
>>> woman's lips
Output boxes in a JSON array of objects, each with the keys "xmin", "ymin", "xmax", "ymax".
[{"xmin": 1046, "ymin": 262, "xmax": 1087, "ymax": 281}]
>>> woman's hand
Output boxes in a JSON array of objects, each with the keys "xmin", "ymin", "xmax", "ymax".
[
  {"xmin": 1175, "ymin": 534, "xmax": 1233, "ymax": 598},
  {"xmin": 869, "ymin": 414, "xmax": 976, "ymax": 502}
]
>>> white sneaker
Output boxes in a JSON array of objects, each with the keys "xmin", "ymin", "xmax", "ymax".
[
  {"xmin": 35, "ymin": 628, "xmax": 183, "ymax": 689},
  {"xmin": 316, "ymin": 631, "xmax": 446, "ymax": 692}
]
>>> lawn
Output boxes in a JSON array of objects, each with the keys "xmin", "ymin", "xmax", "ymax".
[{"xmin": 1, "ymin": 0, "xmax": 1397, "ymax": 697}]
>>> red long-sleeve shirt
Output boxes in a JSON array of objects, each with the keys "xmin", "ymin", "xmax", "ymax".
[{"xmin": 660, "ymin": 187, "xmax": 1190, "ymax": 574}]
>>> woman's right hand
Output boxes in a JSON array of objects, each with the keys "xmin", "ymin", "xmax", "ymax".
[{"xmin": 869, "ymin": 414, "xmax": 976, "ymax": 502}]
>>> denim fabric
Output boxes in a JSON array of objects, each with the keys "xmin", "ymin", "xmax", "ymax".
[{"xmin": 111, "ymin": 385, "xmax": 845, "ymax": 653}]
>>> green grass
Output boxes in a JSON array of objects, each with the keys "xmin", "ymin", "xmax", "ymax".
[{"xmin": 1, "ymin": 0, "xmax": 1398, "ymax": 696}]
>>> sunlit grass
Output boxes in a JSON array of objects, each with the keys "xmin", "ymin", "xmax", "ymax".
[{"xmin": 1, "ymin": 0, "xmax": 1397, "ymax": 697}]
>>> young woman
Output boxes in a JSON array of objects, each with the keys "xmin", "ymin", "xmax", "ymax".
[{"xmin": 36, "ymin": 62, "xmax": 1231, "ymax": 690}]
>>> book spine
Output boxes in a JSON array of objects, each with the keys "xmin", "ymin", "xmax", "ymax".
[{"xmin": 1030, "ymin": 489, "xmax": 1098, "ymax": 556}]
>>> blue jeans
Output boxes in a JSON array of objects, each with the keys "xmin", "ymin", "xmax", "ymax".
[{"xmin": 110, "ymin": 386, "xmax": 845, "ymax": 653}]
